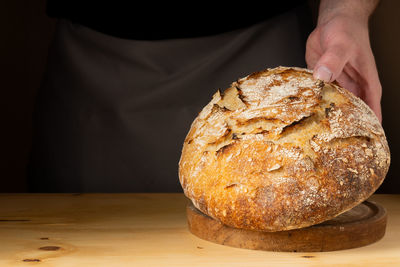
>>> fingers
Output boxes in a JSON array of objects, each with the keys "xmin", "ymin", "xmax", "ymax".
[
  {"xmin": 354, "ymin": 50, "xmax": 383, "ymax": 122},
  {"xmin": 336, "ymin": 70, "xmax": 361, "ymax": 97},
  {"xmin": 305, "ymin": 44, "xmax": 321, "ymax": 70},
  {"xmin": 337, "ymin": 64, "xmax": 382, "ymax": 123},
  {"xmin": 367, "ymin": 95, "xmax": 382, "ymax": 123},
  {"xmin": 313, "ymin": 43, "xmax": 352, "ymax": 83},
  {"xmin": 305, "ymin": 29, "xmax": 321, "ymax": 69},
  {"xmin": 362, "ymin": 72, "xmax": 382, "ymax": 123}
]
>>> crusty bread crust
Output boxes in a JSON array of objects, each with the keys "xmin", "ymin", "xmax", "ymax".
[{"xmin": 179, "ymin": 66, "xmax": 390, "ymax": 232}]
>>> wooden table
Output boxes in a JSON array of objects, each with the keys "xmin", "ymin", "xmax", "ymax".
[{"xmin": 0, "ymin": 194, "xmax": 399, "ymax": 266}]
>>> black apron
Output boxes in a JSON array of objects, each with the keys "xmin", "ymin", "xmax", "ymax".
[{"xmin": 28, "ymin": 6, "xmax": 313, "ymax": 192}]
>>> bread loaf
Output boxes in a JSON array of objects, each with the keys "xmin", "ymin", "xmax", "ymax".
[{"xmin": 179, "ymin": 67, "xmax": 390, "ymax": 232}]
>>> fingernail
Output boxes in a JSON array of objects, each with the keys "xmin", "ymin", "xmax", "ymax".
[{"xmin": 314, "ymin": 66, "xmax": 333, "ymax": 82}]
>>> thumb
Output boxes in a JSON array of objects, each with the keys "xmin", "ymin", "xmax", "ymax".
[{"xmin": 313, "ymin": 44, "xmax": 351, "ymax": 82}]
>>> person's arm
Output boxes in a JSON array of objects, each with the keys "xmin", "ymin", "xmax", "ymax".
[{"xmin": 306, "ymin": 0, "xmax": 382, "ymax": 121}]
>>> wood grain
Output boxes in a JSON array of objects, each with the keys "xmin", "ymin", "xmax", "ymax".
[
  {"xmin": 187, "ymin": 200, "xmax": 387, "ymax": 252},
  {"xmin": 0, "ymin": 193, "xmax": 399, "ymax": 266}
]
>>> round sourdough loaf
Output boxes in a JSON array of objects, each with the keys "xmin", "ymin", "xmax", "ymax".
[{"xmin": 179, "ymin": 66, "xmax": 390, "ymax": 232}]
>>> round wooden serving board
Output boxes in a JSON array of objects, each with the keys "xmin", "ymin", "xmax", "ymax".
[{"xmin": 187, "ymin": 200, "xmax": 387, "ymax": 252}]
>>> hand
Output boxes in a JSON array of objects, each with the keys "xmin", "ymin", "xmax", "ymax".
[{"xmin": 306, "ymin": 1, "xmax": 382, "ymax": 122}]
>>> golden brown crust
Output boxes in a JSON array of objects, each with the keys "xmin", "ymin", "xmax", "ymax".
[{"xmin": 179, "ymin": 66, "xmax": 390, "ymax": 232}]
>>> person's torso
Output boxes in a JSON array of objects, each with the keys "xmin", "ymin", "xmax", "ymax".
[{"xmin": 46, "ymin": 1, "xmax": 307, "ymax": 40}]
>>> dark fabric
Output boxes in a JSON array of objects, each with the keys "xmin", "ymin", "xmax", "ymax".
[
  {"xmin": 46, "ymin": 0, "xmax": 307, "ymax": 40},
  {"xmin": 28, "ymin": 5, "xmax": 313, "ymax": 192}
]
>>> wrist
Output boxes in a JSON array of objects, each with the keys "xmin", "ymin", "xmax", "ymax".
[
  {"xmin": 317, "ymin": 0, "xmax": 378, "ymax": 26},
  {"xmin": 318, "ymin": 11, "xmax": 368, "ymax": 27}
]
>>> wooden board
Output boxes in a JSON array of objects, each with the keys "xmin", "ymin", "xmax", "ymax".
[{"xmin": 187, "ymin": 200, "xmax": 387, "ymax": 252}]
